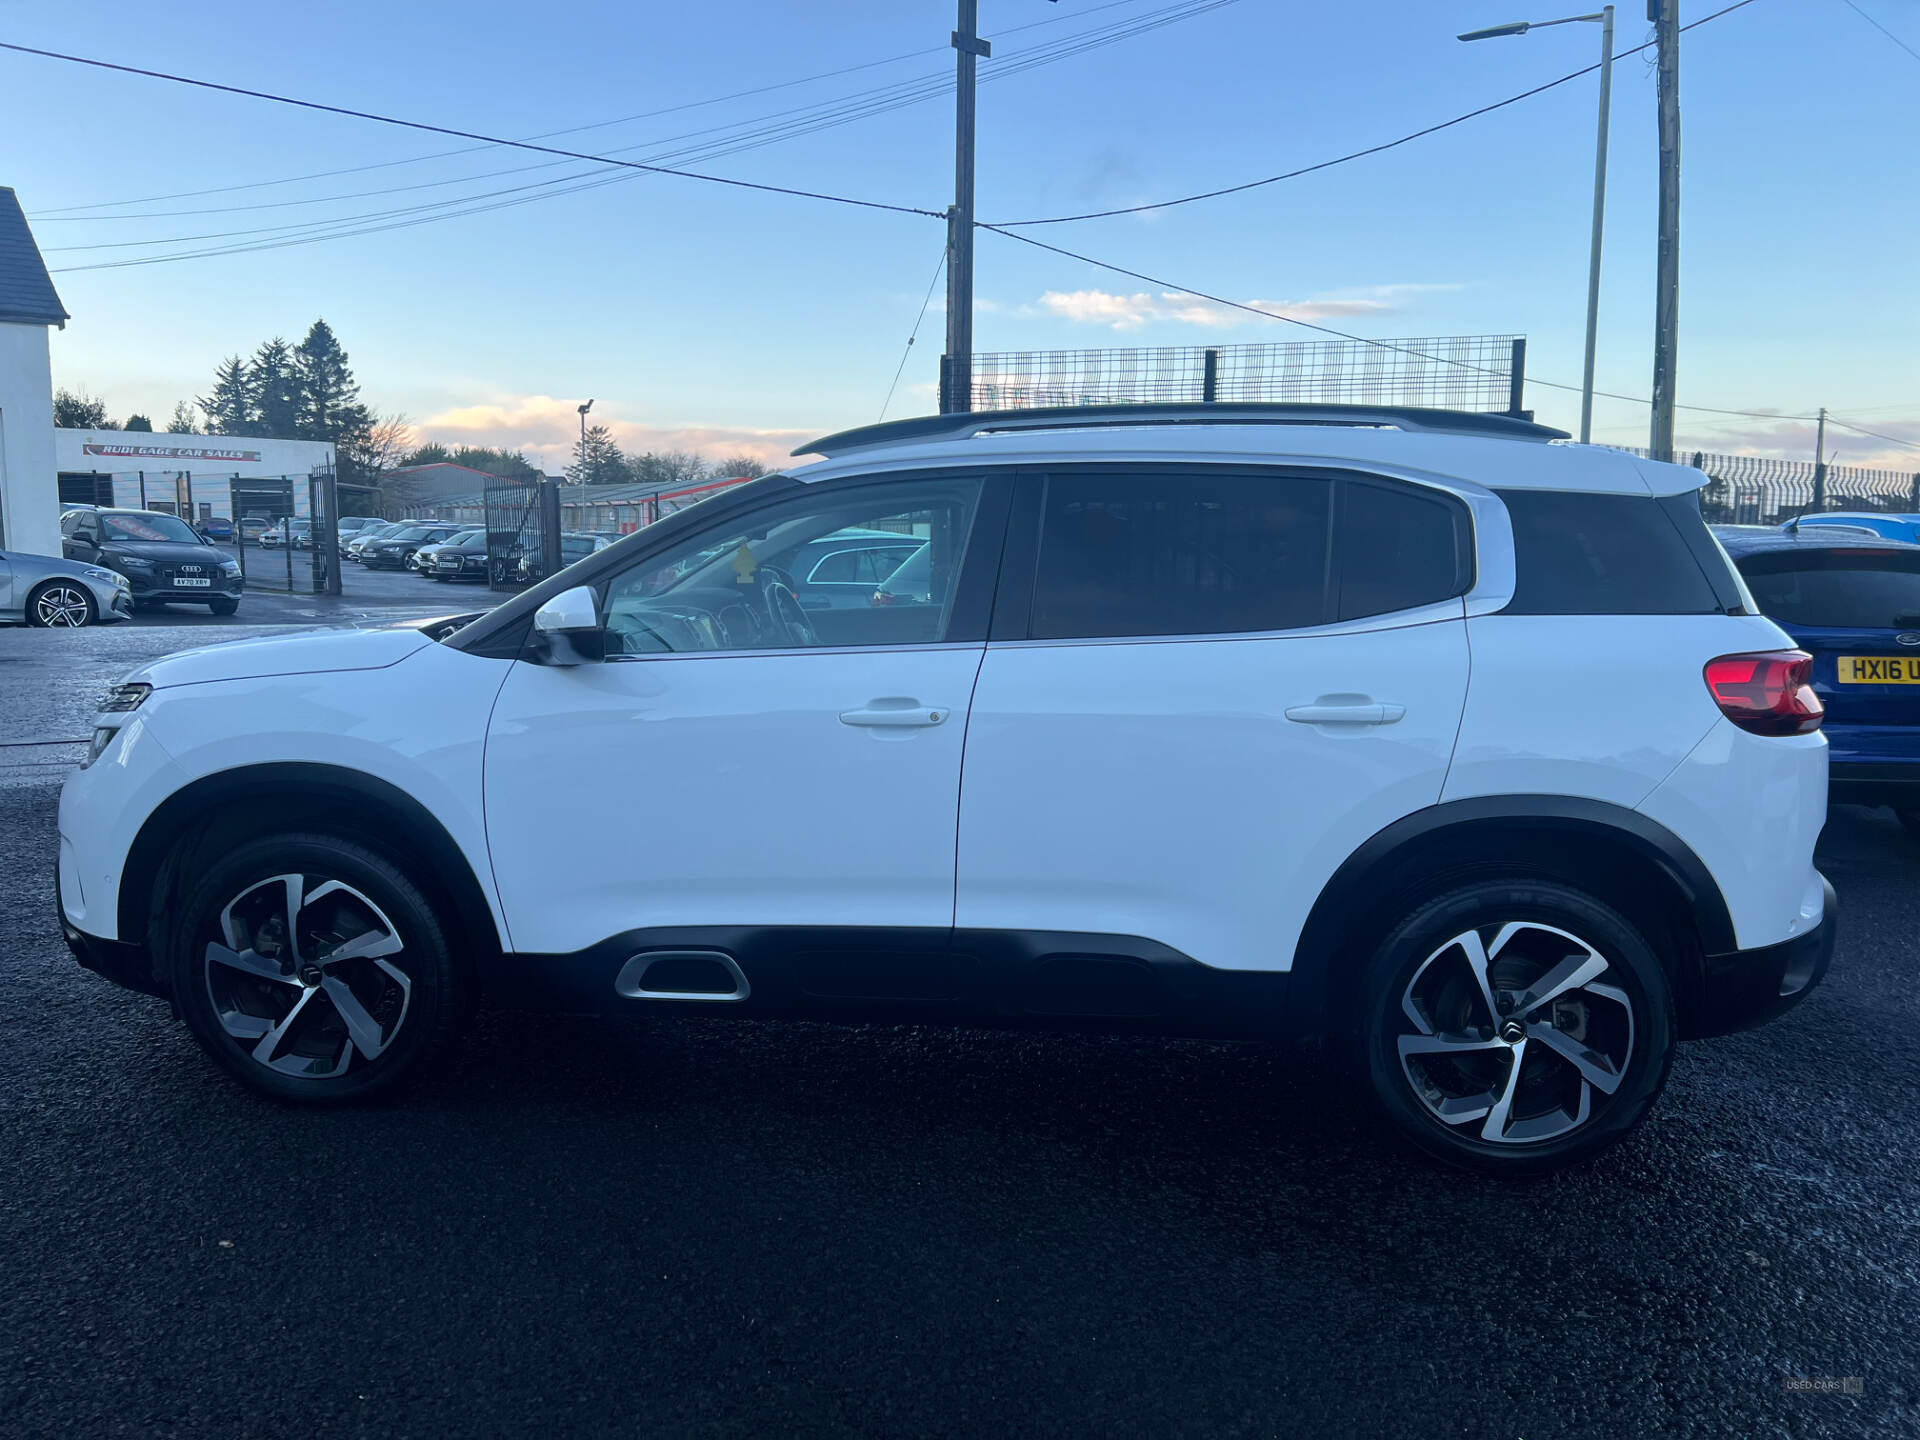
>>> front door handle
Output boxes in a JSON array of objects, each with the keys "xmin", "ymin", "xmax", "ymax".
[
  {"xmin": 1285, "ymin": 701, "xmax": 1406, "ymax": 726},
  {"xmin": 840, "ymin": 700, "xmax": 950, "ymax": 728}
]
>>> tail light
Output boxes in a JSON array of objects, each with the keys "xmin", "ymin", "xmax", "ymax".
[{"xmin": 1703, "ymin": 650, "xmax": 1823, "ymax": 736}]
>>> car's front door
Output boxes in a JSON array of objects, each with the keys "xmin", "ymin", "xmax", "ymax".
[
  {"xmin": 483, "ymin": 471, "xmax": 1007, "ymax": 957},
  {"xmin": 955, "ymin": 465, "xmax": 1474, "ymax": 983}
]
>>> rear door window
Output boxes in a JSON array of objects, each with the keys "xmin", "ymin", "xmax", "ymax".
[
  {"xmin": 1735, "ymin": 549, "xmax": 1920, "ymax": 629},
  {"xmin": 1335, "ymin": 479, "xmax": 1471, "ymax": 621},
  {"xmin": 1029, "ymin": 470, "xmax": 1332, "ymax": 639}
]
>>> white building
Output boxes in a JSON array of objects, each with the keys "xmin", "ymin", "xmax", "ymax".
[
  {"xmin": 0, "ymin": 185, "xmax": 65, "ymax": 558},
  {"xmin": 55, "ymin": 430, "xmax": 336, "ymax": 526}
]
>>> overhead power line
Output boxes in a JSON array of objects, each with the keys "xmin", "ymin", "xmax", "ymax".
[
  {"xmin": 29, "ymin": 1, "xmax": 1239, "ymax": 271},
  {"xmin": 0, "ymin": 39, "xmax": 944, "ymax": 220},
  {"xmin": 1825, "ymin": 418, "xmax": 1920, "ymax": 454},
  {"xmin": 990, "ymin": 0, "xmax": 1760, "ymax": 227},
  {"xmin": 27, "ymin": 0, "xmax": 1163, "ymax": 217},
  {"xmin": 879, "ymin": 247, "xmax": 950, "ymax": 422},
  {"xmin": 1838, "ymin": 0, "xmax": 1920, "ymax": 64}
]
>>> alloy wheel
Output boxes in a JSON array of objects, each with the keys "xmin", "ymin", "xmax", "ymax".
[
  {"xmin": 1395, "ymin": 921, "xmax": 1635, "ymax": 1146},
  {"xmin": 204, "ymin": 874, "xmax": 412, "ymax": 1079},
  {"xmin": 33, "ymin": 584, "xmax": 92, "ymax": 627}
]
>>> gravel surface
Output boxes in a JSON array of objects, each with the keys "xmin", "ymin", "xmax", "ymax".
[{"xmin": 2, "ymin": 621, "xmax": 1915, "ymax": 1437}]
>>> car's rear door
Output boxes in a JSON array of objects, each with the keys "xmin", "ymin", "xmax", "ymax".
[{"xmin": 954, "ymin": 464, "xmax": 1472, "ymax": 986}]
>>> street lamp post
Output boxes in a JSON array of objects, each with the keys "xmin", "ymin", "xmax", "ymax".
[
  {"xmin": 576, "ymin": 399, "xmax": 594, "ymax": 481},
  {"xmin": 1460, "ymin": 7, "xmax": 1614, "ymax": 444}
]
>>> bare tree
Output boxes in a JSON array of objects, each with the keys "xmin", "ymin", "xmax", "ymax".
[
  {"xmin": 359, "ymin": 413, "xmax": 416, "ymax": 478},
  {"xmin": 709, "ymin": 455, "xmax": 772, "ymax": 479}
]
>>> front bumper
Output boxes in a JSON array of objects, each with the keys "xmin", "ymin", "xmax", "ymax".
[
  {"xmin": 126, "ymin": 576, "xmax": 243, "ymax": 602},
  {"xmin": 1687, "ymin": 875, "xmax": 1836, "ymax": 1038},
  {"xmin": 55, "ymin": 864, "xmax": 164, "ymax": 998}
]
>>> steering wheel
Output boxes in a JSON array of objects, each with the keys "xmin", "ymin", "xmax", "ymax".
[{"xmin": 759, "ymin": 566, "xmax": 820, "ymax": 647}]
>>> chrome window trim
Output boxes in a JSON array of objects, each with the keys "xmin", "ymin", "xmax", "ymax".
[
  {"xmin": 990, "ymin": 601, "xmax": 1467, "ymax": 651},
  {"xmin": 602, "ymin": 640, "xmax": 985, "ymax": 664}
]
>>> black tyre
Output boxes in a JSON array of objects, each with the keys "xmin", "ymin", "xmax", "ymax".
[
  {"xmin": 1360, "ymin": 880, "xmax": 1675, "ymax": 1176},
  {"xmin": 26, "ymin": 580, "xmax": 96, "ymax": 627},
  {"xmin": 208, "ymin": 597, "xmax": 239, "ymax": 616},
  {"xmin": 1896, "ymin": 808, "xmax": 1920, "ymax": 842},
  {"xmin": 166, "ymin": 833, "xmax": 461, "ymax": 1103}
]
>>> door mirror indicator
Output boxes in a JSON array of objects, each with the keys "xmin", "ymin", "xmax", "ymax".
[{"xmin": 532, "ymin": 585, "xmax": 603, "ymax": 665}]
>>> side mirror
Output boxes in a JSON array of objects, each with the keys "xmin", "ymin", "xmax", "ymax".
[{"xmin": 531, "ymin": 584, "xmax": 603, "ymax": 666}]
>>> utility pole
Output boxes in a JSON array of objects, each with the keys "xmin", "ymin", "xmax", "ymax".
[
  {"xmin": 941, "ymin": 0, "xmax": 987, "ymax": 414},
  {"xmin": 1811, "ymin": 406, "xmax": 1829, "ymax": 513},
  {"xmin": 576, "ymin": 399, "xmax": 594, "ymax": 482},
  {"xmin": 1648, "ymin": 0, "xmax": 1682, "ymax": 461}
]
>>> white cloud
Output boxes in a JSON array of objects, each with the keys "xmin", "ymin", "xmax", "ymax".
[
  {"xmin": 1030, "ymin": 283, "xmax": 1458, "ymax": 333},
  {"xmin": 417, "ymin": 394, "xmax": 810, "ymax": 470}
]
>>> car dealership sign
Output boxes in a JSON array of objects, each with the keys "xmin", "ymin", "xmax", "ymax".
[{"xmin": 81, "ymin": 441, "xmax": 264, "ymax": 463}]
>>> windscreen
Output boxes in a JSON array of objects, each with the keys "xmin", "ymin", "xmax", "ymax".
[{"xmin": 101, "ymin": 513, "xmax": 200, "ymax": 544}]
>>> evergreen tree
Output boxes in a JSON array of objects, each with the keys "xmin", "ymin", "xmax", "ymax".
[
  {"xmin": 451, "ymin": 446, "xmax": 539, "ymax": 481},
  {"xmin": 400, "ymin": 442, "xmax": 453, "ymax": 467},
  {"xmin": 123, "ymin": 413, "xmax": 154, "ymax": 432},
  {"xmin": 294, "ymin": 319, "xmax": 368, "ymax": 441},
  {"xmin": 198, "ymin": 356, "xmax": 254, "ymax": 436},
  {"xmin": 567, "ymin": 425, "xmax": 629, "ymax": 485},
  {"xmin": 167, "ymin": 401, "xmax": 199, "ymax": 434},
  {"xmin": 249, "ymin": 338, "xmax": 302, "ymax": 438}
]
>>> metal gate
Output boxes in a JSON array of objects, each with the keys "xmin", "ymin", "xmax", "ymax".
[
  {"xmin": 483, "ymin": 480, "xmax": 561, "ymax": 593},
  {"xmin": 228, "ymin": 466, "xmax": 342, "ymax": 594}
]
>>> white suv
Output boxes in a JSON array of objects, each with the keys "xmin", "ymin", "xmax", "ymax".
[{"xmin": 56, "ymin": 405, "xmax": 1835, "ymax": 1173}]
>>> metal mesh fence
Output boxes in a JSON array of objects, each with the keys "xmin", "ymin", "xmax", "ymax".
[
  {"xmin": 1614, "ymin": 448, "xmax": 1920, "ymax": 524},
  {"xmin": 970, "ymin": 335, "xmax": 1525, "ymax": 414}
]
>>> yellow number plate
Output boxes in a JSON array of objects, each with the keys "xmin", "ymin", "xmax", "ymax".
[{"xmin": 1837, "ymin": 656, "xmax": 1920, "ymax": 684}]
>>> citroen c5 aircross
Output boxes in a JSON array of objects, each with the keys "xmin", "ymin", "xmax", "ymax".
[{"xmin": 57, "ymin": 404, "xmax": 1834, "ymax": 1173}]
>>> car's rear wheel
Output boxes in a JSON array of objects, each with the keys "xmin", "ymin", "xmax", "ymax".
[
  {"xmin": 166, "ymin": 833, "xmax": 461, "ymax": 1103},
  {"xmin": 1360, "ymin": 880, "xmax": 1675, "ymax": 1176},
  {"xmin": 26, "ymin": 581, "xmax": 96, "ymax": 628}
]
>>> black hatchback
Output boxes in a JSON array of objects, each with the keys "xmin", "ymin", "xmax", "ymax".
[{"xmin": 61, "ymin": 508, "xmax": 243, "ymax": 615}]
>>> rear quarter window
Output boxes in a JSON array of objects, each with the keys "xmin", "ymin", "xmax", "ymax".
[{"xmin": 1496, "ymin": 489, "xmax": 1723, "ymax": 615}]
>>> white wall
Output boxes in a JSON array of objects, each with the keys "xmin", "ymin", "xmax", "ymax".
[{"xmin": 0, "ymin": 320, "xmax": 59, "ymax": 557}]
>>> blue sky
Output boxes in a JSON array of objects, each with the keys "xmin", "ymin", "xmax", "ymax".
[{"xmin": 4, "ymin": 0, "xmax": 1916, "ymax": 470}]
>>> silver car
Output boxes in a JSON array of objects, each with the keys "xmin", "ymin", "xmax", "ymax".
[{"xmin": 1, "ymin": 547, "xmax": 134, "ymax": 627}]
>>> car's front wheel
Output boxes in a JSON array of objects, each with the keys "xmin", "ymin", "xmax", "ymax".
[
  {"xmin": 167, "ymin": 833, "xmax": 461, "ymax": 1103},
  {"xmin": 1360, "ymin": 880, "xmax": 1675, "ymax": 1175},
  {"xmin": 208, "ymin": 597, "xmax": 239, "ymax": 616},
  {"xmin": 26, "ymin": 580, "xmax": 97, "ymax": 627}
]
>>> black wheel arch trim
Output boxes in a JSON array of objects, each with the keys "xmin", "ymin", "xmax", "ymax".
[
  {"xmin": 1291, "ymin": 794, "xmax": 1738, "ymax": 1026},
  {"xmin": 116, "ymin": 762, "xmax": 502, "ymax": 986}
]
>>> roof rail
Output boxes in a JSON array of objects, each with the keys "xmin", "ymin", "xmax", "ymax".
[{"xmin": 796, "ymin": 402, "xmax": 1569, "ymax": 457}]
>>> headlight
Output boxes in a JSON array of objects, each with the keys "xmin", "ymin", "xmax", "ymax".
[
  {"xmin": 83, "ymin": 567, "xmax": 122, "ymax": 586},
  {"xmin": 220, "ymin": 560, "xmax": 240, "ymax": 575},
  {"xmin": 99, "ymin": 682, "xmax": 152, "ymax": 713},
  {"xmin": 116, "ymin": 555, "xmax": 155, "ymax": 572}
]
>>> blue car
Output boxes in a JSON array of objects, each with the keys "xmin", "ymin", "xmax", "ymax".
[
  {"xmin": 1717, "ymin": 526, "xmax": 1920, "ymax": 834},
  {"xmin": 1779, "ymin": 512, "xmax": 1920, "ymax": 544}
]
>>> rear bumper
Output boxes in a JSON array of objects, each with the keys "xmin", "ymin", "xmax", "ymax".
[
  {"xmin": 1687, "ymin": 875, "xmax": 1836, "ymax": 1038},
  {"xmin": 1828, "ymin": 759, "xmax": 1920, "ymax": 809}
]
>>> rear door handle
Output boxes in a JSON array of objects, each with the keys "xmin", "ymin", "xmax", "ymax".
[
  {"xmin": 840, "ymin": 701, "xmax": 950, "ymax": 728},
  {"xmin": 1284, "ymin": 701, "xmax": 1405, "ymax": 726}
]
